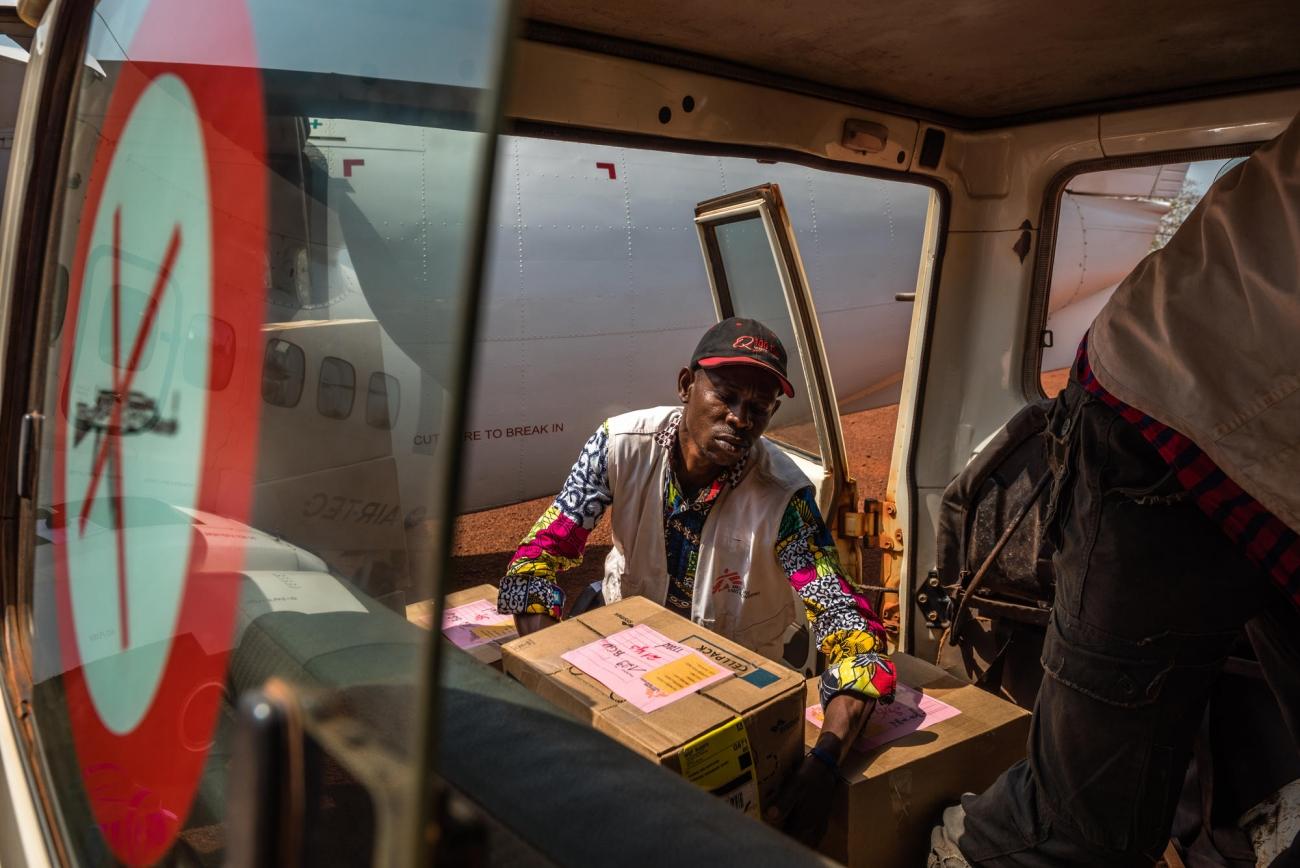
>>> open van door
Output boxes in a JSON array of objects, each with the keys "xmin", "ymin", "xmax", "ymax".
[
  {"xmin": 694, "ymin": 184, "xmax": 866, "ymax": 668},
  {"xmin": 694, "ymin": 184, "xmax": 852, "ymax": 515}
]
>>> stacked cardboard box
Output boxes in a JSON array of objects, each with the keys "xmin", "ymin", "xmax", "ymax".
[
  {"xmin": 407, "ymin": 584, "xmax": 518, "ymax": 667},
  {"xmin": 805, "ymin": 653, "xmax": 1031, "ymax": 867},
  {"xmin": 502, "ymin": 596, "xmax": 805, "ymax": 820}
]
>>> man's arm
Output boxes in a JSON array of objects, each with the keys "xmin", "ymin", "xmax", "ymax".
[
  {"xmin": 777, "ymin": 487, "xmax": 897, "ymax": 714},
  {"xmin": 497, "ymin": 422, "xmax": 613, "ymax": 633},
  {"xmin": 766, "ymin": 486, "xmax": 897, "ymax": 840}
]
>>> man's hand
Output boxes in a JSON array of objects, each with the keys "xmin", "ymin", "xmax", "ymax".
[
  {"xmin": 764, "ymin": 747, "xmax": 837, "ymax": 845},
  {"xmin": 764, "ymin": 692, "xmax": 873, "ymax": 844},
  {"xmin": 513, "ymin": 612, "xmax": 559, "ymax": 637}
]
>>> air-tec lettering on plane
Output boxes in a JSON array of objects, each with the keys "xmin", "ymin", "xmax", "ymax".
[{"xmin": 302, "ymin": 493, "xmax": 400, "ymax": 526}]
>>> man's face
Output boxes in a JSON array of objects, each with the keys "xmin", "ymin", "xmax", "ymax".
[{"xmin": 677, "ymin": 365, "xmax": 782, "ymax": 468}]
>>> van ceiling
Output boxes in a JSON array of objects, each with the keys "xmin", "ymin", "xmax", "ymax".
[{"xmin": 522, "ymin": 1, "xmax": 1300, "ymax": 126}]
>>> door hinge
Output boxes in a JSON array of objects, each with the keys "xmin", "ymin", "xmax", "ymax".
[{"xmin": 841, "ymin": 498, "xmax": 900, "ymax": 551}]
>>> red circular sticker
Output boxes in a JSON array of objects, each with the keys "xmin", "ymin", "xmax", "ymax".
[{"xmin": 51, "ymin": 1, "xmax": 265, "ymax": 863}]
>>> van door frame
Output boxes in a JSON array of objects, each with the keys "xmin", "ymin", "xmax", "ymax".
[
  {"xmin": 1020, "ymin": 141, "xmax": 1266, "ymax": 401},
  {"xmin": 508, "ymin": 121, "xmax": 953, "ymax": 635},
  {"xmin": 0, "ymin": 0, "xmax": 97, "ymax": 863}
]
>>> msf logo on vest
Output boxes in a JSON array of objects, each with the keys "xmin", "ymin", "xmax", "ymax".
[{"xmin": 712, "ymin": 569, "xmax": 756, "ymax": 599}]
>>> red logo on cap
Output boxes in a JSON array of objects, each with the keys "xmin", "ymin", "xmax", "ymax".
[{"xmin": 733, "ymin": 335, "xmax": 776, "ymax": 357}]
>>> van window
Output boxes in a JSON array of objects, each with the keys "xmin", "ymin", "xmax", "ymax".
[
  {"xmin": 1040, "ymin": 157, "xmax": 1246, "ymax": 395},
  {"xmin": 710, "ymin": 211, "xmax": 821, "ymax": 457},
  {"xmin": 451, "ymin": 135, "xmax": 932, "ymax": 629},
  {"xmin": 318, "ymin": 355, "xmax": 356, "ymax": 419},
  {"xmin": 21, "ymin": 0, "xmax": 508, "ymax": 863}
]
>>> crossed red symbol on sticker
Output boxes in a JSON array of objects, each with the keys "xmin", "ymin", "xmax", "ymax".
[{"xmin": 77, "ymin": 207, "xmax": 181, "ymax": 649}]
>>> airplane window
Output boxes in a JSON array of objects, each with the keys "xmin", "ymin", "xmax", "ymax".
[
  {"xmin": 317, "ymin": 355, "xmax": 356, "ymax": 419},
  {"xmin": 262, "ymin": 337, "xmax": 305, "ymax": 407},
  {"xmin": 1040, "ymin": 156, "xmax": 1251, "ymax": 396},
  {"xmin": 97, "ymin": 285, "xmax": 156, "ymax": 371},
  {"xmin": 367, "ymin": 371, "xmax": 399, "ymax": 429},
  {"xmin": 21, "ymin": 0, "xmax": 509, "ymax": 864}
]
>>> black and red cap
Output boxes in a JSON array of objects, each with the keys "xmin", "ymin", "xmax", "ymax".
[{"xmin": 690, "ymin": 316, "xmax": 794, "ymax": 398}]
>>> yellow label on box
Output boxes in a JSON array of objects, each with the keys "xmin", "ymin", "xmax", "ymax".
[
  {"xmin": 643, "ymin": 655, "xmax": 723, "ymax": 695},
  {"xmin": 679, "ymin": 717, "xmax": 760, "ymax": 818}
]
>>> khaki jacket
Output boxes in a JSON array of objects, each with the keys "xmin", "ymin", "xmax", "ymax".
[{"xmin": 1089, "ymin": 113, "xmax": 1300, "ymax": 534}]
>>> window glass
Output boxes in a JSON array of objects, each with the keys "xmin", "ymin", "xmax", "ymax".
[
  {"xmin": 1040, "ymin": 157, "xmax": 1247, "ymax": 395},
  {"xmin": 25, "ymin": 0, "xmax": 508, "ymax": 864},
  {"xmin": 261, "ymin": 337, "xmax": 304, "ymax": 407},
  {"xmin": 317, "ymin": 356, "xmax": 355, "ymax": 419},
  {"xmin": 97, "ymin": 285, "xmax": 156, "ymax": 371},
  {"xmin": 184, "ymin": 316, "xmax": 236, "ymax": 391},
  {"xmin": 711, "ymin": 213, "xmax": 820, "ymax": 457},
  {"xmin": 451, "ymin": 136, "xmax": 932, "ymax": 635},
  {"xmin": 367, "ymin": 371, "xmax": 399, "ymax": 429}
]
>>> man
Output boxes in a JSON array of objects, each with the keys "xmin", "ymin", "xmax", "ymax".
[
  {"xmin": 931, "ymin": 113, "xmax": 1300, "ymax": 865},
  {"xmin": 497, "ymin": 316, "xmax": 896, "ymax": 838}
]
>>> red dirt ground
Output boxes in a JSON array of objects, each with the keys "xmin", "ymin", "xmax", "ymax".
[{"xmin": 1041, "ymin": 367, "xmax": 1070, "ymax": 398}]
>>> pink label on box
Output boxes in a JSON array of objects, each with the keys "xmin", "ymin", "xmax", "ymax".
[
  {"xmin": 562, "ymin": 624, "xmax": 733, "ymax": 712},
  {"xmin": 806, "ymin": 683, "xmax": 961, "ymax": 752},
  {"xmin": 441, "ymin": 599, "xmax": 517, "ymax": 649}
]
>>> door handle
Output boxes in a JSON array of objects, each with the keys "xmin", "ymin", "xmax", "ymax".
[{"xmin": 226, "ymin": 680, "xmax": 306, "ymax": 868}]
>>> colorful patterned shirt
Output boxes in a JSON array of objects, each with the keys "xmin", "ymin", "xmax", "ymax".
[
  {"xmin": 655, "ymin": 418, "xmax": 748, "ymax": 615},
  {"xmin": 1077, "ymin": 334, "xmax": 1300, "ymax": 605},
  {"xmin": 498, "ymin": 412, "xmax": 897, "ymax": 709}
]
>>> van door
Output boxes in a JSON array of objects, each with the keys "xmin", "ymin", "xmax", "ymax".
[
  {"xmin": 694, "ymin": 185, "xmax": 852, "ymax": 515},
  {"xmin": 0, "ymin": 0, "xmax": 513, "ymax": 865},
  {"xmin": 693, "ymin": 184, "xmax": 866, "ymax": 616}
]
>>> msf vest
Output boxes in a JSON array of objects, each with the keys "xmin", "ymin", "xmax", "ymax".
[{"xmin": 601, "ymin": 406, "xmax": 811, "ymax": 659}]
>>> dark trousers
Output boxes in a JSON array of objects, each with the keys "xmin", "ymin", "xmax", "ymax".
[{"xmin": 955, "ymin": 380, "xmax": 1265, "ymax": 866}]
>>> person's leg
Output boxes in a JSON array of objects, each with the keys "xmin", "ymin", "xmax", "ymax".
[
  {"xmin": 1245, "ymin": 600, "xmax": 1300, "ymax": 750},
  {"xmin": 943, "ymin": 381, "xmax": 1264, "ymax": 867}
]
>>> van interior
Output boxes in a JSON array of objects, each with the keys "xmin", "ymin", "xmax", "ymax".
[{"xmin": 0, "ymin": 1, "xmax": 1297, "ymax": 866}]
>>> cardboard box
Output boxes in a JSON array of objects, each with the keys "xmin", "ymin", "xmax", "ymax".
[
  {"xmin": 805, "ymin": 653, "xmax": 1031, "ymax": 868},
  {"xmin": 407, "ymin": 584, "xmax": 518, "ymax": 667},
  {"xmin": 502, "ymin": 596, "xmax": 805, "ymax": 819}
]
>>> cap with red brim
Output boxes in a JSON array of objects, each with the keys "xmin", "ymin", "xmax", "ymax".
[
  {"xmin": 695, "ymin": 355, "xmax": 795, "ymax": 398},
  {"xmin": 690, "ymin": 316, "xmax": 797, "ymax": 398}
]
